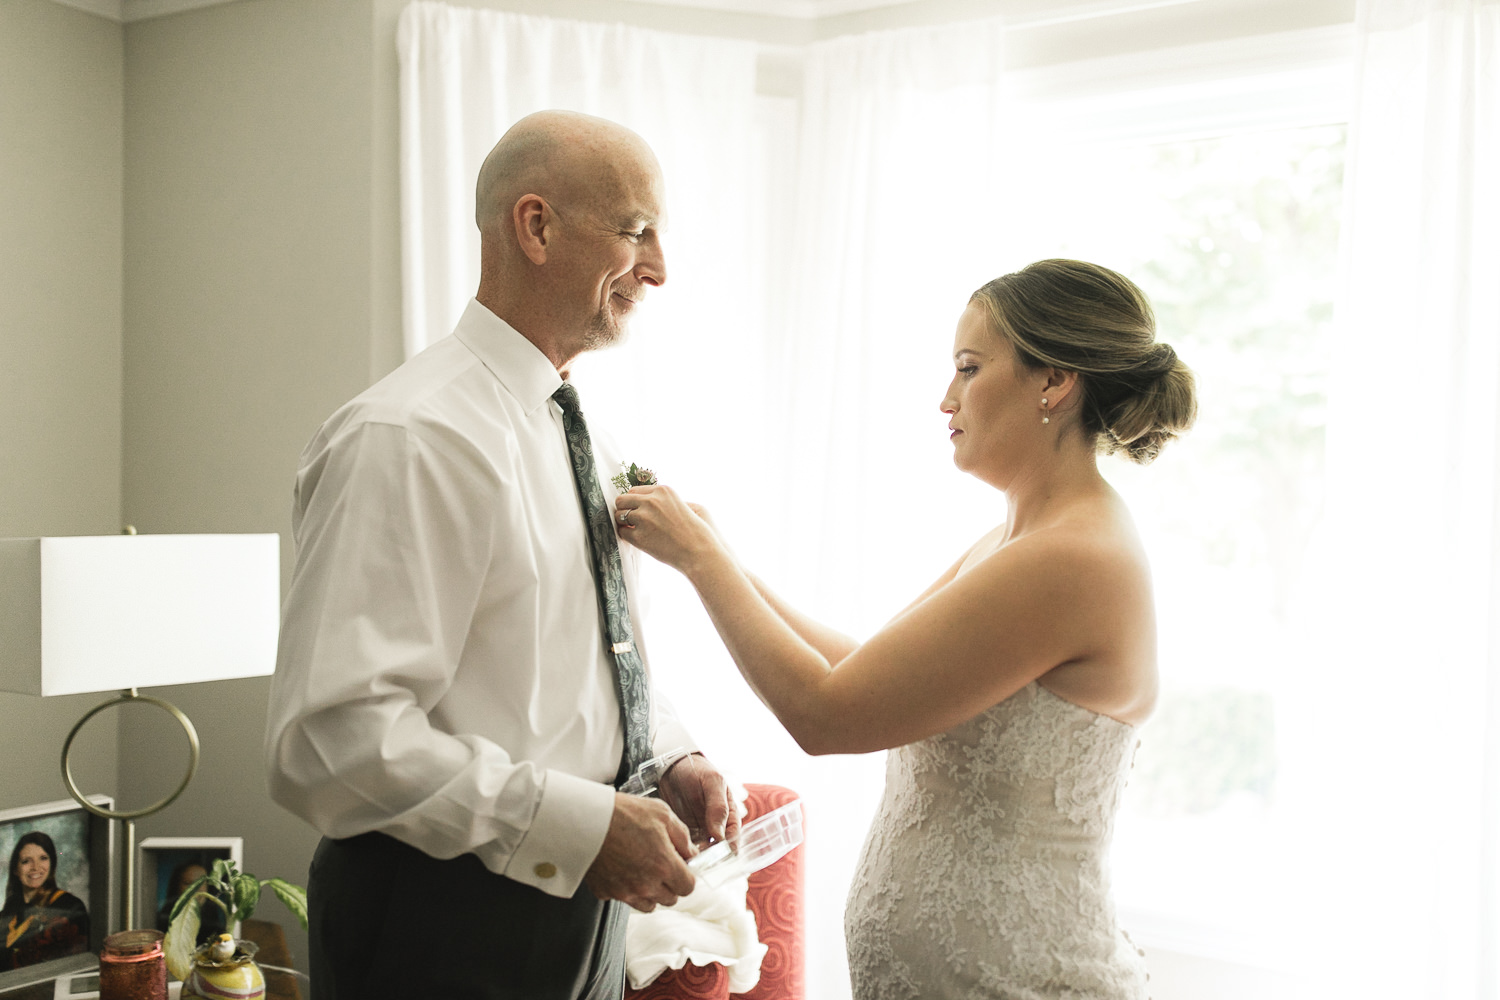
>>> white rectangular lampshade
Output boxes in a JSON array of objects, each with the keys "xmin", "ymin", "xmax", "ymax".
[{"xmin": 0, "ymin": 533, "xmax": 280, "ymax": 697}]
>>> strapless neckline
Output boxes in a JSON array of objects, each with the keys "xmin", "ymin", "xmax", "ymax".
[{"xmin": 1030, "ymin": 680, "xmax": 1138, "ymax": 730}]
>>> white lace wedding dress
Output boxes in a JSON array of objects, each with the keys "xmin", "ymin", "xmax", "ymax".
[{"xmin": 845, "ymin": 681, "xmax": 1149, "ymax": 999}]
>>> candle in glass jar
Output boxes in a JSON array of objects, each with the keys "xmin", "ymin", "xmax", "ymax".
[{"xmin": 99, "ymin": 929, "xmax": 168, "ymax": 1000}]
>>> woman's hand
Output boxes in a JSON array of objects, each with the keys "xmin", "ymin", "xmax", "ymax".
[{"xmin": 614, "ymin": 485, "xmax": 722, "ymax": 576}]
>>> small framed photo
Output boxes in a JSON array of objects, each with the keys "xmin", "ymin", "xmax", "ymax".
[
  {"xmin": 0, "ymin": 797, "xmax": 113, "ymax": 993},
  {"xmin": 137, "ymin": 837, "xmax": 244, "ymax": 941}
]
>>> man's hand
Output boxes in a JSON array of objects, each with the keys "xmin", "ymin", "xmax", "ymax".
[
  {"xmin": 658, "ymin": 753, "xmax": 741, "ymax": 850},
  {"xmin": 583, "ymin": 793, "xmax": 697, "ymax": 912}
]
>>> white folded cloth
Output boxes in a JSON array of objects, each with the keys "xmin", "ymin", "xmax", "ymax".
[{"xmin": 624, "ymin": 783, "xmax": 768, "ymax": 993}]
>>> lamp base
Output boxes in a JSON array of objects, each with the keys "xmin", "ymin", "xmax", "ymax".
[{"xmin": 60, "ymin": 689, "xmax": 201, "ymax": 931}]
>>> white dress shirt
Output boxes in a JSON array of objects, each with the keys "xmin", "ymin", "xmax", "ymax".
[{"xmin": 265, "ymin": 298, "xmax": 694, "ymax": 898}]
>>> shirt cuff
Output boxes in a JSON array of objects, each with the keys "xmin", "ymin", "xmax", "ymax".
[{"xmin": 503, "ymin": 769, "xmax": 616, "ymax": 898}]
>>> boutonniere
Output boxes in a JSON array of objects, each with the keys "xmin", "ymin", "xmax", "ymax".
[{"xmin": 610, "ymin": 462, "xmax": 658, "ymax": 492}]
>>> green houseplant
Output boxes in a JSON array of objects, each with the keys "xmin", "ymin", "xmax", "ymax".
[{"xmin": 162, "ymin": 858, "xmax": 308, "ymax": 984}]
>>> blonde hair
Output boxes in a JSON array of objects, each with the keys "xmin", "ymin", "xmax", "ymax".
[{"xmin": 970, "ymin": 259, "xmax": 1197, "ymax": 464}]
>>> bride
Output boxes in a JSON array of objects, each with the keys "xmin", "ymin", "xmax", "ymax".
[{"xmin": 616, "ymin": 258, "xmax": 1196, "ymax": 999}]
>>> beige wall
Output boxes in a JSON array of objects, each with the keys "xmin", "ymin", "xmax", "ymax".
[
  {"xmin": 119, "ymin": 0, "xmax": 382, "ymax": 963},
  {"xmin": 0, "ymin": 0, "xmax": 124, "ymax": 819}
]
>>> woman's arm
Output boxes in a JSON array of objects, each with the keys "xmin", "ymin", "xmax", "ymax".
[
  {"xmin": 744, "ymin": 573, "xmax": 861, "ymax": 665},
  {"xmin": 619, "ymin": 486, "xmax": 1139, "ymax": 755},
  {"xmin": 744, "ymin": 544, "xmax": 972, "ymax": 664},
  {"xmin": 680, "ymin": 503, "xmax": 862, "ymax": 664},
  {"xmin": 684, "ymin": 504, "xmax": 968, "ymax": 667},
  {"xmin": 883, "ymin": 547, "xmax": 971, "ymax": 624}
]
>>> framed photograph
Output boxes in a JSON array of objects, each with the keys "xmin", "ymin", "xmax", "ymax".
[
  {"xmin": 0, "ymin": 796, "xmax": 114, "ymax": 993},
  {"xmin": 137, "ymin": 837, "xmax": 243, "ymax": 942}
]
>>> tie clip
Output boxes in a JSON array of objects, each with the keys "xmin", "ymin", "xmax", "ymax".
[{"xmin": 611, "ymin": 641, "xmax": 634, "ymax": 655}]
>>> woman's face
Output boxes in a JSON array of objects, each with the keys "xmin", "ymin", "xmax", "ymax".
[
  {"xmin": 172, "ymin": 864, "xmax": 207, "ymax": 896},
  {"xmin": 17, "ymin": 843, "xmax": 51, "ymax": 896},
  {"xmin": 941, "ymin": 304, "xmax": 1043, "ymax": 484}
]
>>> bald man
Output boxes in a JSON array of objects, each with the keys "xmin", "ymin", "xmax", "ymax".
[{"xmin": 265, "ymin": 111, "xmax": 736, "ymax": 1000}]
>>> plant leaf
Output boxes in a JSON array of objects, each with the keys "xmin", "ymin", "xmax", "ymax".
[
  {"xmin": 164, "ymin": 896, "xmax": 202, "ymax": 982},
  {"xmin": 210, "ymin": 857, "xmax": 236, "ymax": 889},
  {"xmin": 167, "ymin": 874, "xmax": 209, "ymax": 925},
  {"xmin": 232, "ymin": 873, "xmax": 261, "ymax": 924},
  {"xmin": 262, "ymin": 878, "xmax": 309, "ymax": 930}
]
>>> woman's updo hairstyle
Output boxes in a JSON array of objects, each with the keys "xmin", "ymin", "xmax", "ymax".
[{"xmin": 970, "ymin": 259, "xmax": 1197, "ymax": 464}]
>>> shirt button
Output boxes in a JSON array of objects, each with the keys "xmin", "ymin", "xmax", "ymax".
[{"xmin": 534, "ymin": 862, "xmax": 558, "ymax": 880}]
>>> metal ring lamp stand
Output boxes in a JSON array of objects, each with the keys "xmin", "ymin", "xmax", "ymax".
[{"xmin": 60, "ymin": 689, "xmax": 201, "ymax": 930}]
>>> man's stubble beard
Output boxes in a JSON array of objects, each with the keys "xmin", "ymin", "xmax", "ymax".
[{"xmin": 579, "ymin": 310, "xmax": 630, "ymax": 354}]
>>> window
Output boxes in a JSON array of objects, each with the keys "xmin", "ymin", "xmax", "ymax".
[{"xmin": 1055, "ymin": 125, "xmax": 1345, "ymax": 962}]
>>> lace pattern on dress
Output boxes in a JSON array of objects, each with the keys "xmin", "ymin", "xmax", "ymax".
[{"xmin": 845, "ymin": 683, "xmax": 1149, "ymax": 1000}]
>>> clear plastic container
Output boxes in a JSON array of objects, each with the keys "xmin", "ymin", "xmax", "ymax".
[
  {"xmin": 619, "ymin": 747, "xmax": 690, "ymax": 797},
  {"xmin": 689, "ymin": 799, "xmax": 804, "ymax": 888}
]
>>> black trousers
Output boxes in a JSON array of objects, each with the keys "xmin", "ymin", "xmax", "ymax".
[{"xmin": 308, "ymin": 832, "xmax": 627, "ymax": 1000}]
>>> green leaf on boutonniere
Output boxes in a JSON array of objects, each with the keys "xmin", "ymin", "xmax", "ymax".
[{"xmin": 610, "ymin": 462, "xmax": 658, "ymax": 491}]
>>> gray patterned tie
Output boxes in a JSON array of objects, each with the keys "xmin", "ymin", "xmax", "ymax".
[{"xmin": 552, "ymin": 382, "xmax": 653, "ymax": 787}]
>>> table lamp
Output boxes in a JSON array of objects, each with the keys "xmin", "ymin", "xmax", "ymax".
[{"xmin": 0, "ymin": 530, "xmax": 279, "ymax": 930}]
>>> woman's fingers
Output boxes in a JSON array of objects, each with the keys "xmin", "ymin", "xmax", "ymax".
[
  {"xmin": 615, "ymin": 484, "xmax": 677, "ymax": 525},
  {"xmin": 614, "ymin": 485, "xmax": 714, "ymax": 571},
  {"xmin": 613, "ymin": 485, "xmax": 644, "ymax": 529}
]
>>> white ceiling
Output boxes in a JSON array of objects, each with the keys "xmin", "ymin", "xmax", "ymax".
[
  {"xmin": 49, "ymin": 0, "xmax": 1208, "ymax": 26},
  {"xmin": 624, "ymin": 0, "xmax": 915, "ymax": 18},
  {"xmin": 636, "ymin": 0, "xmax": 1208, "ymax": 24},
  {"xmin": 49, "ymin": 0, "xmax": 909, "ymax": 22},
  {"xmin": 47, "ymin": 0, "xmax": 241, "ymax": 23}
]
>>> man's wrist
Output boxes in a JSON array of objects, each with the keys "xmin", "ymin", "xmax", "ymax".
[{"xmin": 662, "ymin": 750, "xmax": 707, "ymax": 781}]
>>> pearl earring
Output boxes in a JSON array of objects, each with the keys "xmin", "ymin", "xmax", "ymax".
[{"xmin": 1041, "ymin": 398, "xmax": 1050, "ymax": 425}]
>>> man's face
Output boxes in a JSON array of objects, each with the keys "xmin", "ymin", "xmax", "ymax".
[{"xmin": 552, "ymin": 156, "xmax": 668, "ymax": 352}]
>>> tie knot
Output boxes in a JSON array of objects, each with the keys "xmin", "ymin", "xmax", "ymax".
[{"xmin": 552, "ymin": 382, "xmax": 581, "ymax": 414}]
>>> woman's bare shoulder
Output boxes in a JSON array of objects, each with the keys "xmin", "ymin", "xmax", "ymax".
[
  {"xmin": 987, "ymin": 502, "xmax": 1149, "ymax": 585},
  {"xmin": 1019, "ymin": 505, "xmax": 1157, "ymax": 725}
]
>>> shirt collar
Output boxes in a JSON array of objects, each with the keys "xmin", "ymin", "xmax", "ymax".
[{"xmin": 452, "ymin": 298, "xmax": 563, "ymax": 414}]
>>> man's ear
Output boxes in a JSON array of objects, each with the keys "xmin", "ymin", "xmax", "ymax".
[{"xmin": 513, "ymin": 194, "xmax": 551, "ymax": 265}]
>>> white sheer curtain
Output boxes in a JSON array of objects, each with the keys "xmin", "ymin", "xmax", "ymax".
[
  {"xmin": 762, "ymin": 22, "xmax": 1019, "ymax": 998},
  {"xmin": 397, "ymin": 1, "xmax": 758, "ymax": 359},
  {"xmin": 1292, "ymin": 0, "xmax": 1500, "ymax": 995},
  {"xmin": 773, "ymin": 18, "xmax": 1010, "ymax": 628}
]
